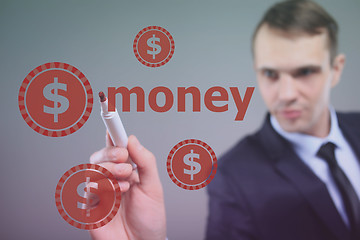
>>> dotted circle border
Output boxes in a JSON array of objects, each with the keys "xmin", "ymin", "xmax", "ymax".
[
  {"xmin": 18, "ymin": 62, "xmax": 93, "ymax": 137},
  {"xmin": 55, "ymin": 163, "xmax": 121, "ymax": 230},
  {"xmin": 167, "ymin": 139, "xmax": 217, "ymax": 190},
  {"xmin": 133, "ymin": 26, "xmax": 175, "ymax": 68}
]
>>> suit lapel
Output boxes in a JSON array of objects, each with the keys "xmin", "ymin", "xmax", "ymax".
[
  {"xmin": 258, "ymin": 114, "xmax": 351, "ymax": 240},
  {"xmin": 275, "ymin": 155, "xmax": 351, "ymax": 240}
]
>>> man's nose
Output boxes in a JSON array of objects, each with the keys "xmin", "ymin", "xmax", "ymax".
[{"xmin": 278, "ymin": 75, "xmax": 297, "ymax": 102}]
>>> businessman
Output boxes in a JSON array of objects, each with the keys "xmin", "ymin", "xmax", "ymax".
[
  {"xmin": 206, "ymin": 1, "xmax": 360, "ymax": 239},
  {"xmin": 89, "ymin": 0, "xmax": 360, "ymax": 240}
]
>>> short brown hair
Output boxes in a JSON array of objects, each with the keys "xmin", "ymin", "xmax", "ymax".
[{"xmin": 252, "ymin": 0, "xmax": 339, "ymax": 63}]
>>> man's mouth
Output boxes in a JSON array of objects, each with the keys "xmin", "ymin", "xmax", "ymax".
[{"xmin": 279, "ymin": 109, "xmax": 302, "ymax": 120}]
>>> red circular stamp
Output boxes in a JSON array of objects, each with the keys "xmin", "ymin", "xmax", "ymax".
[
  {"xmin": 55, "ymin": 164, "xmax": 121, "ymax": 230},
  {"xmin": 133, "ymin": 26, "xmax": 175, "ymax": 67},
  {"xmin": 167, "ymin": 139, "xmax": 217, "ymax": 190},
  {"xmin": 18, "ymin": 62, "xmax": 93, "ymax": 137}
]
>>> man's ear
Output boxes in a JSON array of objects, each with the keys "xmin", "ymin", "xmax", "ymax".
[{"xmin": 331, "ymin": 54, "xmax": 346, "ymax": 87}]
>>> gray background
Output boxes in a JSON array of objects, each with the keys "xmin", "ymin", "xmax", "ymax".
[{"xmin": 0, "ymin": 0, "xmax": 359, "ymax": 239}]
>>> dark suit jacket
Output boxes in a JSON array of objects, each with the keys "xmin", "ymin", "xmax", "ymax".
[{"xmin": 206, "ymin": 112, "xmax": 360, "ymax": 240}]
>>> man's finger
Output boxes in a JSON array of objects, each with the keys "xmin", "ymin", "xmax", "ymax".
[
  {"xmin": 118, "ymin": 181, "xmax": 130, "ymax": 192},
  {"xmin": 98, "ymin": 162, "xmax": 133, "ymax": 180},
  {"xmin": 90, "ymin": 147, "xmax": 129, "ymax": 164}
]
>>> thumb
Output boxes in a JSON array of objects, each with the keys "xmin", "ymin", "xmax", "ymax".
[{"xmin": 127, "ymin": 135, "xmax": 162, "ymax": 193}]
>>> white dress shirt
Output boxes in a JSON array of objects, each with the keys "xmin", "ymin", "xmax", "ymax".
[{"xmin": 270, "ymin": 107, "xmax": 360, "ymax": 227}]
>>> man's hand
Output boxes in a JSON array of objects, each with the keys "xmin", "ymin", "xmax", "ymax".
[{"xmin": 89, "ymin": 134, "xmax": 166, "ymax": 240}]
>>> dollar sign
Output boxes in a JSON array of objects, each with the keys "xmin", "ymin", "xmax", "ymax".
[
  {"xmin": 183, "ymin": 149, "xmax": 201, "ymax": 180},
  {"xmin": 43, "ymin": 77, "xmax": 69, "ymax": 122},
  {"xmin": 77, "ymin": 177, "xmax": 99, "ymax": 217},
  {"xmin": 147, "ymin": 34, "xmax": 161, "ymax": 59}
]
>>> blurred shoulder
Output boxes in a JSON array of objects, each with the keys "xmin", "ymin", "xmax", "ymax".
[
  {"xmin": 217, "ymin": 129, "xmax": 267, "ymax": 175},
  {"xmin": 337, "ymin": 111, "xmax": 360, "ymax": 131},
  {"xmin": 337, "ymin": 111, "xmax": 360, "ymax": 124}
]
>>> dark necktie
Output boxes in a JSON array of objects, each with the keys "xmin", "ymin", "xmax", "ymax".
[{"xmin": 317, "ymin": 142, "xmax": 360, "ymax": 239}]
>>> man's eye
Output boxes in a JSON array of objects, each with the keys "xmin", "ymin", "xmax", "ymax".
[
  {"xmin": 263, "ymin": 70, "xmax": 278, "ymax": 79},
  {"xmin": 295, "ymin": 68, "xmax": 317, "ymax": 77}
]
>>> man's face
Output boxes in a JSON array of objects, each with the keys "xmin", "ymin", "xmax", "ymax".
[{"xmin": 253, "ymin": 24, "xmax": 343, "ymax": 136}]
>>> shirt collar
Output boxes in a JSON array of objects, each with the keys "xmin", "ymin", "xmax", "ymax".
[{"xmin": 270, "ymin": 107, "xmax": 344, "ymax": 157}]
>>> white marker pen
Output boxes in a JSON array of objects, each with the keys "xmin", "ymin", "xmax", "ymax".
[{"xmin": 99, "ymin": 91, "xmax": 137, "ymax": 169}]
